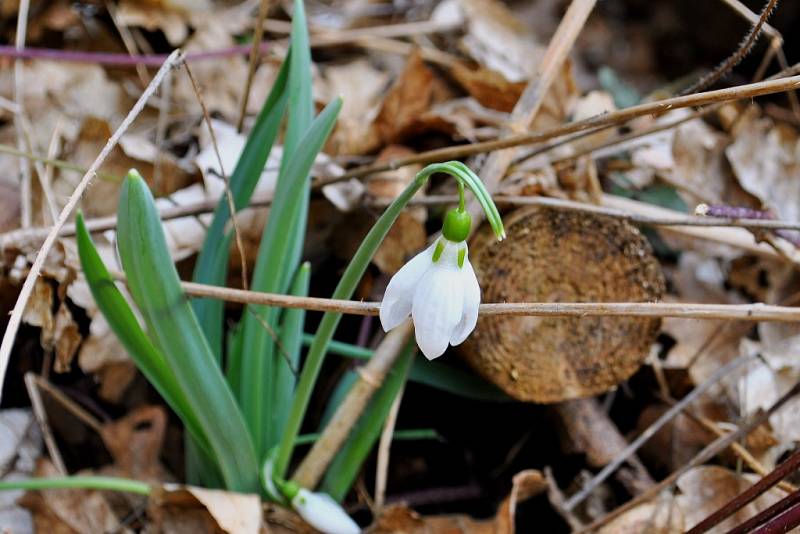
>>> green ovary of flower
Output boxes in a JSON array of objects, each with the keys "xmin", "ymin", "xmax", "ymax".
[{"xmin": 441, "ymin": 208, "xmax": 472, "ymax": 243}]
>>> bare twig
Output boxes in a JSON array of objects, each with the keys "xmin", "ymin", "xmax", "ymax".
[
  {"xmin": 470, "ymin": 0, "xmax": 597, "ymax": 222},
  {"xmin": 97, "ymin": 270, "xmax": 800, "ymax": 322},
  {"xmin": 0, "ymin": 50, "xmax": 184, "ymax": 404},
  {"xmin": 681, "ymin": 0, "xmax": 780, "ymax": 95},
  {"xmin": 183, "ymin": 61, "xmax": 249, "ymax": 290},
  {"xmin": 375, "ymin": 380, "xmax": 406, "ymax": 510},
  {"xmin": 324, "ymin": 69, "xmax": 800, "ymax": 183},
  {"xmin": 576, "ymin": 381, "xmax": 800, "ymax": 533},
  {"xmin": 292, "ymin": 321, "xmax": 414, "ymax": 488},
  {"xmin": 237, "ymin": 0, "xmax": 272, "ymax": 131},
  {"xmin": 14, "ymin": 0, "xmax": 31, "ymax": 228},
  {"xmin": 24, "ymin": 373, "xmax": 67, "ymax": 475},
  {"xmin": 563, "ymin": 353, "xmax": 755, "ymax": 511}
]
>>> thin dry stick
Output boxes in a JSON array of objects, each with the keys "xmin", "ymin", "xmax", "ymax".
[
  {"xmin": 237, "ymin": 0, "xmax": 272, "ymax": 131},
  {"xmin": 152, "ymin": 68, "xmax": 172, "ymax": 191},
  {"xmin": 24, "ymin": 372, "xmax": 67, "ymax": 475},
  {"xmin": 471, "ymin": 0, "xmax": 596, "ymax": 224},
  {"xmin": 29, "ymin": 374, "xmax": 103, "ymax": 433},
  {"xmin": 681, "ymin": 0, "xmax": 780, "ymax": 95},
  {"xmin": 14, "ymin": 0, "xmax": 31, "ymax": 228},
  {"xmin": 183, "ymin": 61, "xmax": 249, "ymax": 290},
  {"xmin": 292, "ymin": 321, "xmax": 414, "ymax": 488},
  {"xmin": 0, "ymin": 49, "xmax": 184, "ymax": 405},
  {"xmin": 168, "ymin": 276, "xmax": 800, "ymax": 322},
  {"xmin": 719, "ymin": 0, "xmax": 782, "ymax": 42},
  {"xmin": 323, "ymin": 70, "xmax": 800, "ymax": 184},
  {"xmin": 375, "ymin": 380, "xmax": 406, "ymax": 510},
  {"xmin": 563, "ymin": 353, "xmax": 756, "ymax": 511},
  {"xmin": 576, "ymin": 380, "xmax": 800, "ymax": 534},
  {"xmin": 104, "ymin": 0, "xmax": 150, "ymax": 85}
]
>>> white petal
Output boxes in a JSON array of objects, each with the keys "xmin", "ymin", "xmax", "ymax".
[
  {"xmin": 450, "ymin": 255, "xmax": 481, "ymax": 345},
  {"xmin": 411, "ymin": 257, "xmax": 464, "ymax": 360},
  {"xmin": 293, "ymin": 489, "xmax": 361, "ymax": 534},
  {"xmin": 379, "ymin": 242, "xmax": 436, "ymax": 331}
]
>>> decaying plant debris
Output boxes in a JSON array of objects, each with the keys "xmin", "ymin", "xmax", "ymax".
[{"xmin": 3, "ymin": 0, "xmax": 800, "ymax": 532}]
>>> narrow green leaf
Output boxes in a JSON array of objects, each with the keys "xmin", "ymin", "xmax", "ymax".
[
  {"xmin": 238, "ymin": 98, "xmax": 342, "ymax": 457},
  {"xmin": 75, "ymin": 213, "xmax": 213, "ymax": 453},
  {"xmin": 191, "ymin": 53, "xmax": 291, "ymax": 359},
  {"xmin": 117, "ymin": 171, "xmax": 258, "ymax": 492},
  {"xmin": 296, "ymin": 428, "xmax": 440, "ymax": 446},
  {"xmin": 320, "ymin": 345, "xmax": 415, "ymax": 501},
  {"xmin": 271, "ymin": 262, "xmax": 311, "ymax": 443}
]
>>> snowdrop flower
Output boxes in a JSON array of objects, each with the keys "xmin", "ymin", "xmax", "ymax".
[
  {"xmin": 380, "ymin": 207, "xmax": 481, "ymax": 360},
  {"xmin": 291, "ymin": 488, "xmax": 361, "ymax": 534}
]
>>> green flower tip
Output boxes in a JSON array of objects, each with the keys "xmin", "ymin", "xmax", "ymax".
[{"xmin": 442, "ymin": 208, "xmax": 471, "ymax": 242}]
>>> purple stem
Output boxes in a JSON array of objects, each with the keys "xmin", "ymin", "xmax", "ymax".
[
  {"xmin": 699, "ymin": 204, "xmax": 776, "ymax": 220},
  {"xmin": 0, "ymin": 42, "xmax": 270, "ymax": 67}
]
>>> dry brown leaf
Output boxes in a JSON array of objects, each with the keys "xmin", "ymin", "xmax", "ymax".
[
  {"xmin": 433, "ymin": 0, "xmax": 544, "ymax": 83},
  {"xmin": 53, "ymin": 302, "xmax": 81, "ymax": 373},
  {"xmin": 366, "ymin": 146, "xmax": 424, "ymax": 201},
  {"xmin": 373, "ymin": 212, "xmax": 427, "ymax": 275},
  {"xmin": 100, "ymin": 406, "xmax": 169, "ymax": 481},
  {"xmin": 151, "ymin": 485, "xmax": 262, "ymax": 534},
  {"xmin": 676, "ymin": 466, "xmax": 783, "ymax": 533},
  {"xmin": 69, "ymin": 118, "xmax": 196, "ymax": 218},
  {"xmin": 0, "ymin": 182, "xmax": 21, "ymax": 234},
  {"xmin": 116, "ymin": 0, "xmax": 212, "ymax": 46},
  {"xmin": 727, "ymin": 106, "xmax": 800, "ymax": 223},
  {"xmin": 20, "ymin": 460, "xmax": 127, "ymax": 534},
  {"xmin": 22, "ymin": 278, "xmax": 55, "ymax": 350},
  {"xmin": 372, "ymin": 51, "xmax": 453, "ymax": 145},
  {"xmin": 449, "ymin": 63, "xmax": 526, "ymax": 113},
  {"xmin": 370, "ymin": 470, "xmax": 546, "ymax": 533},
  {"xmin": 322, "ymin": 59, "xmax": 388, "ymax": 155},
  {"xmin": 597, "ymin": 495, "xmax": 684, "ymax": 534}
]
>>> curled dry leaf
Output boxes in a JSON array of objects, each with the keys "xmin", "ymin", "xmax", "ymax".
[
  {"xmin": 433, "ymin": 0, "xmax": 544, "ymax": 83},
  {"xmin": 369, "ymin": 470, "xmax": 546, "ymax": 533},
  {"xmin": 117, "ymin": 0, "xmax": 212, "ymax": 46},
  {"xmin": 727, "ymin": 106, "xmax": 800, "ymax": 223},
  {"xmin": 53, "ymin": 302, "xmax": 81, "ymax": 373},
  {"xmin": 463, "ymin": 206, "xmax": 664, "ymax": 402},
  {"xmin": 151, "ymin": 484, "xmax": 261, "ymax": 534},
  {"xmin": 597, "ymin": 494, "xmax": 684, "ymax": 534},
  {"xmin": 372, "ymin": 51, "xmax": 454, "ymax": 146},
  {"xmin": 677, "ymin": 466, "xmax": 783, "ymax": 533},
  {"xmin": 99, "ymin": 405, "xmax": 169, "ymax": 481}
]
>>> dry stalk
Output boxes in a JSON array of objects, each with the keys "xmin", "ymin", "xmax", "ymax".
[
  {"xmin": 183, "ymin": 62, "xmax": 250, "ymax": 290},
  {"xmin": 237, "ymin": 0, "xmax": 272, "ymax": 131},
  {"xmin": 14, "ymin": 0, "xmax": 31, "ymax": 228},
  {"xmin": 323, "ymin": 70, "xmax": 800, "ymax": 184},
  {"xmin": 562, "ymin": 353, "xmax": 756, "ymax": 511},
  {"xmin": 375, "ymin": 380, "xmax": 406, "ymax": 510},
  {"xmin": 24, "ymin": 372, "xmax": 67, "ymax": 475},
  {"xmin": 681, "ymin": 0, "xmax": 780, "ymax": 95},
  {"xmin": 0, "ymin": 49, "xmax": 184, "ymax": 404},
  {"xmin": 576, "ymin": 380, "xmax": 800, "ymax": 533},
  {"xmin": 470, "ymin": 0, "xmax": 597, "ymax": 221},
  {"xmin": 291, "ymin": 321, "xmax": 414, "ymax": 488}
]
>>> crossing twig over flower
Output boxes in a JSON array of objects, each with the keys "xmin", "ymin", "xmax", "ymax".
[{"xmin": 380, "ymin": 237, "xmax": 480, "ymax": 359}]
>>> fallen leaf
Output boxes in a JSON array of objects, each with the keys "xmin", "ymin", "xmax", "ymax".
[
  {"xmin": 20, "ymin": 460, "xmax": 126, "ymax": 533},
  {"xmin": 727, "ymin": 106, "xmax": 800, "ymax": 223},
  {"xmin": 676, "ymin": 466, "xmax": 783, "ymax": 533},
  {"xmin": 152, "ymin": 484, "xmax": 262, "ymax": 534},
  {"xmin": 0, "ymin": 409, "xmax": 40, "ymax": 534},
  {"xmin": 53, "ymin": 302, "xmax": 81, "ymax": 373},
  {"xmin": 370, "ymin": 470, "xmax": 546, "ymax": 533},
  {"xmin": 100, "ymin": 405, "xmax": 169, "ymax": 481},
  {"xmin": 373, "ymin": 212, "xmax": 427, "ymax": 274},
  {"xmin": 597, "ymin": 495, "xmax": 684, "ymax": 534}
]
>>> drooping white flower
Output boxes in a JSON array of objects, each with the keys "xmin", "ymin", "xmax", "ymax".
[
  {"xmin": 380, "ymin": 238, "xmax": 480, "ymax": 360},
  {"xmin": 292, "ymin": 488, "xmax": 361, "ymax": 534}
]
